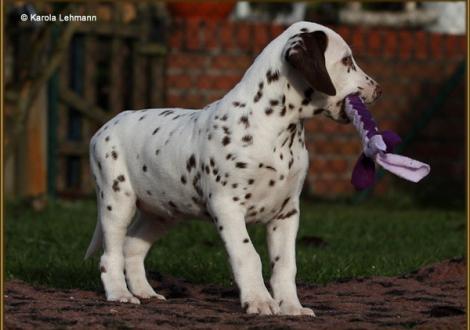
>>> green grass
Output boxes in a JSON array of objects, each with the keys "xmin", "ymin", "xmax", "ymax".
[{"xmin": 5, "ymin": 198, "xmax": 465, "ymax": 291}]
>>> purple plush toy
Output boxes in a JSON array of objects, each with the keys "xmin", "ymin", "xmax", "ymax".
[{"xmin": 344, "ymin": 94, "xmax": 431, "ymax": 191}]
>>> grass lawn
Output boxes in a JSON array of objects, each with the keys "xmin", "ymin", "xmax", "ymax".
[{"xmin": 5, "ymin": 198, "xmax": 465, "ymax": 291}]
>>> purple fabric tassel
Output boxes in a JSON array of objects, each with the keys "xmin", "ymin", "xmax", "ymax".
[
  {"xmin": 380, "ymin": 131, "xmax": 401, "ymax": 153},
  {"xmin": 350, "ymin": 131, "xmax": 402, "ymax": 190},
  {"xmin": 351, "ymin": 154, "xmax": 376, "ymax": 190},
  {"xmin": 346, "ymin": 94, "xmax": 430, "ymax": 191}
]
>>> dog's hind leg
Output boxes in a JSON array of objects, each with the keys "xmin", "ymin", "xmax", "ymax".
[{"xmin": 124, "ymin": 210, "xmax": 171, "ymax": 300}]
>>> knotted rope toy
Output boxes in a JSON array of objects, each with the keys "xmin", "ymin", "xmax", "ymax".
[{"xmin": 344, "ymin": 94, "xmax": 431, "ymax": 190}]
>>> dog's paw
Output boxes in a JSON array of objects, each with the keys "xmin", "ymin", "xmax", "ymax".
[
  {"xmin": 279, "ymin": 302, "xmax": 315, "ymax": 316},
  {"xmin": 133, "ymin": 289, "xmax": 166, "ymax": 300},
  {"xmin": 129, "ymin": 283, "xmax": 166, "ymax": 300},
  {"xmin": 243, "ymin": 296, "xmax": 280, "ymax": 315},
  {"xmin": 107, "ymin": 293, "xmax": 141, "ymax": 304}
]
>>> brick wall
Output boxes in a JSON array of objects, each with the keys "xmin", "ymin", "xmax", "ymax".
[{"xmin": 165, "ymin": 19, "xmax": 466, "ymax": 197}]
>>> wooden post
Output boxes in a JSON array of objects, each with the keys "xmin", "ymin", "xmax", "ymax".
[{"xmin": 82, "ymin": 32, "xmax": 97, "ymax": 194}]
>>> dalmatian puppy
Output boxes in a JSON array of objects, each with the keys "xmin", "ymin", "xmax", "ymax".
[{"xmin": 85, "ymin": 21, "xmax": 381, "ymax": 316}]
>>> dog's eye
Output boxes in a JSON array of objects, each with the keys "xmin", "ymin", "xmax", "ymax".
[{"xmin": 341, "ymin": 56, "xmax": 353, "ymax": 67}]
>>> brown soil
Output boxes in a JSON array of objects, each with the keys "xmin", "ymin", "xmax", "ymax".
[{"xmin": 4, "ymin": 258, "xmax": 466, "ymax": 329}]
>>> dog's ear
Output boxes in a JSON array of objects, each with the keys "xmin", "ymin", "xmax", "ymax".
[{"xmin": 285, "ymin": 31, "xmax": 336, "ymax": 96}]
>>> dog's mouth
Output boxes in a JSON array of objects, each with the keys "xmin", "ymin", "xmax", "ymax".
[{"xmin": 335, "ymin": 92, "xmax": 370, "ymax": 124}]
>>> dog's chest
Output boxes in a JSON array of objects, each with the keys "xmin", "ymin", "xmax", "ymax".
[{"xmin": 239, "ymin": 141, "xmax": 308, "ymax": 223}]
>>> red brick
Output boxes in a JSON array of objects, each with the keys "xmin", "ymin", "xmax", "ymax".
[
  {"xmin": 184, "ymin": 94, "xmax": 205, "ymax": 108},
  {"xmin": 237, "ymin": 23, "xmax": 252, "ymax": 51},
  {"xmin": 212, "ymin": 55, "xmax": 252, "ymax": 70},
  {"xmin": 311, "ymin": 178, "xmax": 352, "ymax": 196},
  {"xmin": 339, "ymin": 140, "xmax": 361, "ymax": 155},
  {"xmin": 234, "ymin": 55, "xmax": 252, "ymax": 70},
  {"xmin": 378, "ymin": 119, "xmax": 398, "ymax": 132},
  {"xmin": 204, "ymin": 20, "xmax": 220, "ymax": 50},
  {"xmin": 167, "ymin": 54, "xmax": 207, "ymax": 70},
  {"xmin": 270, "ymin": 24, "xmax": 285, "ymax": 39},
  {"xmin": 166, "ymin": 91, "xmax": 183, "ymax": 107},
  {"xmin": 383, "ymin": 31, "xmax": 398, "ymax": 58},
  {"xmin": 336, "ymin": 26, "xmax": 351, "ymax": 43},
  {"xmin": 167, "ymin": 74, "xmax": 193, "ymax": 89},
  {"xmin": 212, "ymin": 55, "xmax": 232, "ymax": 70},
  {"xmin": 196, "ymin": 76, "xmax": 213, "ymax": 90},
  {"xmin": 167, "ymin": 53, "xmax": 188, "ymax": 69},
  {"xmin": 367, "ymin": 30, "xmax": 382, "ymax": 57},
  {"xmin": 185, "ymin": 18, "xmax": 203, "ymax": 50},
  {"xmin": 213, "ymin": 75, "xmax": 240, "ymax": 90},
  {"xmin": 330, "ymin": 159, "xmax": 350, "ymax": 172},
  {"xmin": 309, "ymin": 158, "xmax": 349, "ymax": 176},
  {"xmin": 304, "ymin": 118, "xmax": 322, "ymax": 132},
  {"xmin": 253, "ymin": 23, "xmax": 270, "ymax": 52},
  {"xmin": 168, "ymin": 92, "xmax": 205, "ymax": 108},
  {"xmin": 205, "ymin": 90, "xmax": 226, "ymax": 103},
  {"xmin": 399, "ymin": 31, "xmax": 413, "ymax": 60},
  {"xmin": 430, "ymin": 33, "xmax": 443, "ymax": 60},
  {"xmin": 310, "ymin": 158, "xmax": 328, "ymax": 173},
  {"xmin": 309, "ymin": 140, "xmax": 329, "ymax": 154},
  {"xmin": 311, "ymin": 178, "xmax": 329, "ymax": 195},
  {"xmin": 220, "ymin": 22, "xmax": 236, "ymax": 50},
  {"xmin": 330, "ymin": 179, "xmax": 353, "ymax": 195},
  {"xmin": 168, "ymin": 21, "xmax": 184, "ymax": 49},
  {"xmin": 351, "ymin": 27, "xmax": 365, "ymax": 55},
  {"xmin": 414, "ymin": 31, "xmax": 427, "ymax": 60},
  {"xmin": 319, "ymin": 119, "xmax": 339, "ymax": 134}
]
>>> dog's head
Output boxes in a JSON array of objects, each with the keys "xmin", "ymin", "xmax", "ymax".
[{"xmin": 283, "ymin": 22, "xmax": 381, "ymax": 123}]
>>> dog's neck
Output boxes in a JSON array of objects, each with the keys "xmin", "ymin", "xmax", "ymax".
[{"xmin": 222, "ymin": 67, "xmax": 325, "ymax": 131}]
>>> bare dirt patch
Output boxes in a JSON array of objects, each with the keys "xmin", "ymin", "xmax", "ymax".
[{"xmin": 5, "ymin": 258, "xmax": 465, "ymax": 329}]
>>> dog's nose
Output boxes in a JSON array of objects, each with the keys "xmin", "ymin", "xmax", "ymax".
[{"xmin": 373, "ymin": 84, "xmax": 382, "ymax": 100}]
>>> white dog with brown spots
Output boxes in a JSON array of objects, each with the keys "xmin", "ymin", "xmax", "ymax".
[{"xmin": 85, "ymin": 21, "xmax": 381, "ymax": 316}]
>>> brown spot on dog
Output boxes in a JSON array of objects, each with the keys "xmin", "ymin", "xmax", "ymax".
[
  {"xmin": 242, "ymin": 135, "xmax": 253, "ymax": 145},
  {"xmin": 254, "ymin": 91, "xmax": 262, "ymax": 103},
  {"xmin": 266, "ymin": 69, "xmax": 280, "ymax": 83},
  {"xmin": 239, "ymin": 116, "xmax": 249, "ymax": 128},
  {"xmin": 187, "ymin": 154, "xmax": 196, "ymax": 172},
  {"xmin": 222, "ymin": 136, "xmax": 231, "ymax": 146}
]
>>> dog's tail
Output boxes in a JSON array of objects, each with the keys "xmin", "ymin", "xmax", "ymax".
[{"xmin": 84, "ymin": 221, "xmax": 103, "ymax": 260}]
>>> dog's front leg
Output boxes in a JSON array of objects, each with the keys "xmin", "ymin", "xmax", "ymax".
[
  {"xmin": 267, "ymin": 206, "xmax": 315, "ymax": 316},
  {"xmin": 211, "ymin": 201, "xmax": 279, "ymax": 315}
]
